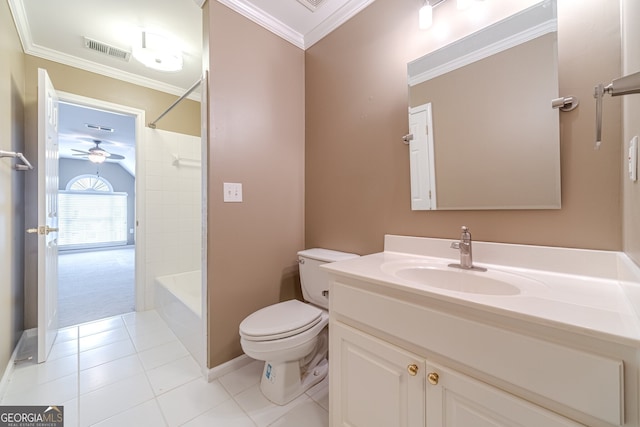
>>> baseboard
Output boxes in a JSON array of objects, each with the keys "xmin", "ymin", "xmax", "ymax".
[
  {"xmin": 0, "ymin": 329, "xmax": 35, "ymax": 400},
  {"xmin": 205, "ymin": 353, "xmax": 254, "ymax": 382}
]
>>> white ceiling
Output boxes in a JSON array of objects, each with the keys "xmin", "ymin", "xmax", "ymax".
[
  {"xmin": 9, "ymin": 0, "xmax": 374, "ymax": 98},
  {"xmin": 8, "ymin": 0, "xmax": 373, "ymax": 173}
]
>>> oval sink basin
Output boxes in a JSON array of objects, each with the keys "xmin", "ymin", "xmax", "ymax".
[
  {"xmin": 394, "ymin": 267, "xmax": 519, "ymax": 295},
  {"xmin": 380, "ymin": 260, "xmax": 544, "ymax": 296}
]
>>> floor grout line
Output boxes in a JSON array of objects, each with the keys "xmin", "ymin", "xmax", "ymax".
[{"xmin": 3, "ymin": 310, "xmax": 328, "ymax": 427}]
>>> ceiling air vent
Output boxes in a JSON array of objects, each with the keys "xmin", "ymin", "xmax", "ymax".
[
  {"xmin": 85, "ymin": 123, "xmax": 114, "ymax": 133},
  {"xmin": 83, "ymin": 37, "xmax": 131, "ymax": 61},
  {"xmin": 296, "ymin": 0, "xmax": 328, "ymax": 12}
]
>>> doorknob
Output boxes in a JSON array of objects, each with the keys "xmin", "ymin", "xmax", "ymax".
[{"xmin": 26, "ymin": 226, "xmax": 59, "ymax": 235}]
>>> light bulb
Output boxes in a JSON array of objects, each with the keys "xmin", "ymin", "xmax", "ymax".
[{"xmin": 419, "ymin": 2, "xmax": 433, "ymax": 30}]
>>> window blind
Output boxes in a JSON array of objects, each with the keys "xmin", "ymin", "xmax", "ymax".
[{"xmin": 58, "ymin": 191, "xmax": 128, "ymax": 249}]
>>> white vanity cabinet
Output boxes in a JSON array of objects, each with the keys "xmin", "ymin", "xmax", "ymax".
[
  {"xmin": 331, "ymin": 320, "xmax": 582, "ymax": 427},
  {"xmin": 328, "ymin": 277, "xmax": 636, "ymax": 427}
]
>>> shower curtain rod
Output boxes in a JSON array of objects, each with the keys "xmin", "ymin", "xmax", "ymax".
[{"xmin": 148, "ymin": 76, "xmax": 203, "ymax": 129}]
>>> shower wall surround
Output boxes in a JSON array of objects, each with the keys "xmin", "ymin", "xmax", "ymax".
[{"xmin": 143, "ymin": 128, "xmax": 202, "ymax": 308}]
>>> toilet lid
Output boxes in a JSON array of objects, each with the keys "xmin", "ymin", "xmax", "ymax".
[{"xmin": 240, "ymin": 300, "xmax": 323, "ymax": 341}]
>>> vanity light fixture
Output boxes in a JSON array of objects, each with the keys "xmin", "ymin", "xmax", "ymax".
[
  {"xmin": 419, "ymin": 1, "xmax": 433, "ymax": 29},
  {"xmin": 419, "ymin": 0, "xmax": 484, "ymax": 30},
  {"xmin": 132, "ymin": 31, "xmax": 183, "ymax": 72}
]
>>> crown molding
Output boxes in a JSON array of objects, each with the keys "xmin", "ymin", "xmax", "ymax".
[
  {"xmin": 216, "ymin": 0, "xmax": 305, "ymax": 49},
  {"xmin": 304, "ymin": 0, "xmax": 375, "ymax": 48},
  {"xmin": 7, "ymin": 0, "xmax": 32, "ymax": 52},
  {"xmin": 27, "ymin": 44, "xmax": 201, "ymax": 101},
  {"xmin": 218, "ymin": 0, "xmax": 375, "ymax": 50}
]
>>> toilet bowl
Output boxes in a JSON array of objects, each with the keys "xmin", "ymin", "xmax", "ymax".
[{"xmin": 239, "ymin": 248, "xmax": 359, "ymax": 405}]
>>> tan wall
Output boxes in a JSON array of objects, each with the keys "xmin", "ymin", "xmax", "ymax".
[
  {"xmin": 622, "ymin": 0, "xmax": 640, "ymax": 266},
  {"xmin": 206, "ymin": 3, "xmax": 305, "ymax": 367},
  {"xmin": 305, "ymin": 0, "xmax": 622, "ymax": 255},
  {"xmin": 24, "ymin": 57, "xmax": 200, "ymax": 136},
  {"xmin": 22, "ymin": 58, "xmax": 201, "ymax": 328},
  {"xmin": 0, "ymin": 0, "xmax": 26, "ymax": 370}
]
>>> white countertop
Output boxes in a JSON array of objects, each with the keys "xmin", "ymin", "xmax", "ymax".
[{"xmin": 322, "ymin": 235, "xmax": 640, "ymax": 346}]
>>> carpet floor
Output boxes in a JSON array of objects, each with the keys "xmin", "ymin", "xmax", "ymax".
[{"xmin": 58, "ymin": 246, "xmax": 135, "ymax": 328}]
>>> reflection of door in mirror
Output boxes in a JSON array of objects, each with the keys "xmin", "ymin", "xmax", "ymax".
[
  {"xmin": 409, "ymin": 103, "xmax": 436, "ymax": 210},
  {"xmin": 407, "ymin": 0, "xmax": 561, "ymax": 210}
]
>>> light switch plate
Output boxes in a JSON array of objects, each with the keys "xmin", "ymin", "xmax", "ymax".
[{"xmin": 223, "ymin": 182, "xmax": 243, "ymax": 202}]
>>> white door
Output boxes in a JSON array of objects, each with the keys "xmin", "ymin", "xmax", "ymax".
[
  {"xmin": 408, "ymin": 103, "xmax": 436, "ymax": 210},
  {"xmin": 35, "ymin": 68, "xmax": 60, "ymax": 363}
]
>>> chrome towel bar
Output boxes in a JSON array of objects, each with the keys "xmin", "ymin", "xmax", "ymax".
[{"xmin": 0, "ymin": 150, "xmax": 33, "ymax": 171}]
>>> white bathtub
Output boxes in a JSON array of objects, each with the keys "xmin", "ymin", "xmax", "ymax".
[{"xmin": 155, "ymin": 271, "xmax": 204, "ymax": 368}]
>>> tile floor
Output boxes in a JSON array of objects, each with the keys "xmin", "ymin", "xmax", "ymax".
[{"xmin": 0, "ymin": 310, "xmax": 329, "ymax": 427}]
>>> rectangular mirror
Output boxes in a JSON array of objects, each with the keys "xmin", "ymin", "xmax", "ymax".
[{"xmin": 407, "ymin": 0, "xmax": 561, "ymax": 210}]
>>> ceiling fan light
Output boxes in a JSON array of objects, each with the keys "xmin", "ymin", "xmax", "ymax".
[
  {"xmin": 132, "ymin": 31, "xmax": 183, "ymax": 72},
  {"xmin": 88, "ymin": 153, "xmax": 106, "ymax": 164}
]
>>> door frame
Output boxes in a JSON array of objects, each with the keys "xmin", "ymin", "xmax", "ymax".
[{"xmin": 57, "ymin": 91, "xmax": 147, "ymax": 311}]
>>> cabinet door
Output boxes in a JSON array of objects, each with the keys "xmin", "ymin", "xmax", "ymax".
[
  {"xmin": 331, "ymin": 322, "xmax": 425, "ymax": 427},
  {"xmin": 426, "ymin": 362, "xmax": 584, "ymax": 427}
]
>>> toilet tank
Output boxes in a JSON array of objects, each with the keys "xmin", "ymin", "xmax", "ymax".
[{"xmin": 297, "ymin": 248, "xmax": 359, "ymax": 309}]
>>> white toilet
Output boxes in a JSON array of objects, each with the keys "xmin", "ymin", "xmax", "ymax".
[{"xmin": 239, "ymin": 248, "xmax": 359, "ymax": 405}]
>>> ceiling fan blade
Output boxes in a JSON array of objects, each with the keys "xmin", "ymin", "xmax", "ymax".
[
  {"xmin": 107, "ymin": 154, "xmax": 125, "ymax": 160},
  {"xmin": 71, "ymin": 149, "xmax": 91, "ymax": 154}
]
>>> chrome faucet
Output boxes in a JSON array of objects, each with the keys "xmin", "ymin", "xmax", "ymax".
[{"xmin": 449, "ymin": 226, "xmax": 486, "ymax": 271}]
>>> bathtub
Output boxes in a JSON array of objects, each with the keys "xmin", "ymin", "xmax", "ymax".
[{"xmin": 155, "ymin": 271, "xmax": 204, "ymax": 368}]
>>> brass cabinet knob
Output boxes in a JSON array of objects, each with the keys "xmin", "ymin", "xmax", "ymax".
[
  {"xmin": 427, "ymin": 372, "xmax": 439, "ymax": 385},
  {"xmin": 407, "ymin": 364, "xmax": 419, "ymax": 376}
]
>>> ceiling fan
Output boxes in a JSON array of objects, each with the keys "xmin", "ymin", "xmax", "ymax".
[{"xmin": 71, "ymin": 139, "xmax": 125, "ymax": 164}]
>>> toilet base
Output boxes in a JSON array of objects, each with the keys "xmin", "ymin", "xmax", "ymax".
[{"xmin": 259, "ymin": 358, "xmax": 328, "ymax": 405}]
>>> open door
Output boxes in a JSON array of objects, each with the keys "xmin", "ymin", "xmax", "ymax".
[{"xmin": 33, "ymin": 68, "xmax": 60, "ymax": 363}]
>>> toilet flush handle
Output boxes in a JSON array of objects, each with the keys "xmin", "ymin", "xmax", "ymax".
[{"xmin": 322, "ymin": 290, "xmax": 329, "ymax": 298}]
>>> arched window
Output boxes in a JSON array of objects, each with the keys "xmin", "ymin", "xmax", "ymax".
[{"xmin": 66, "ymin": 174, "xmax": 114, "ymax": 192}]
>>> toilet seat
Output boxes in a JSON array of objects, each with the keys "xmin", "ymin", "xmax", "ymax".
[
  {"xmin": 240, "ymin": 310, "xmax": 329, "ymax": 361},
  {"xmin": 240, "ymin": 300, "xmax": 323, "ymax": 342}
]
